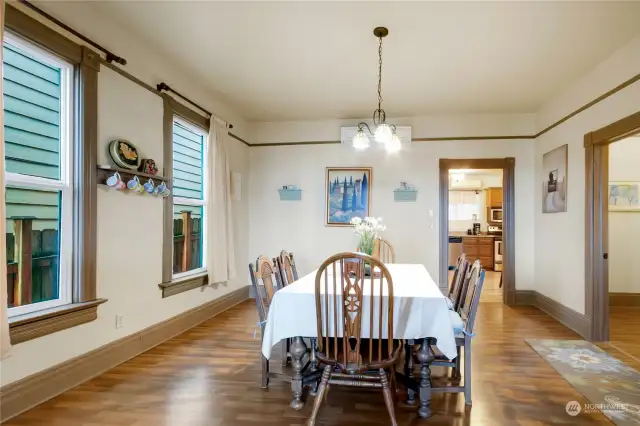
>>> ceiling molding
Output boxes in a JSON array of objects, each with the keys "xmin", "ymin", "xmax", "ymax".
[
  {"xmin": 535, "ymin": 71, "xmax": 640, "ymax": 139},
  {"xmin": 246, "ymin": 71, "xmax": 640, "ymax": 147}
]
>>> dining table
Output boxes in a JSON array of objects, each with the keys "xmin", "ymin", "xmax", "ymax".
[{"xmin": 261, "ymin": 263, "xmax": 456, "ymax": 418}]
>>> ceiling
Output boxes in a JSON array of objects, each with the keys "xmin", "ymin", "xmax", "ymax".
[{"xmin": 84, "ymin": 1, "xmax": 640, "ymax": 122}]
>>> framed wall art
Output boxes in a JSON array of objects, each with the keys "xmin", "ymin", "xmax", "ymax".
[{"xmin": 325, "ymin": 167, "xmax": 372, "ymax": 226}]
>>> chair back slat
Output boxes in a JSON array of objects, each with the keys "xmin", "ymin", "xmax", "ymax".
[
  {"xmin": 449, "ymin": 254, "xmax": 470, "ymax": 311},
  {"xmin": 249, "ymin": 256, "xmax": 282, "ymax": 323},
  {"xmin": 314, "ymin": 252, "xmax": 395, "ymax": 372},
  {"xmin": 377, "ymin": 238, "xmax": 396, "ymax": 263},
  {"xmin": 459, "ymin": 260, "xmax": 484, "ymax": 328},
  {"xmin": 276, "ymin": 250, "xmax": 299, "ymax": 286}
]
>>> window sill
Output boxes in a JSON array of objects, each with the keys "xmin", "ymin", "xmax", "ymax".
[
  {"xmin": 158, "ymin": 273, "xmax": 208, "ymax": 298},
  {"xmin": 9, "ymin": 299, "xmax": 107, "ymax": 344}
]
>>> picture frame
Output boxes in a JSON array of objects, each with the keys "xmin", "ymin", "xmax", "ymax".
[
  {"xmin": 325, "ymin": 167, "xmax": 372, "ymax": 226},
  {"xmin": 608, "ymin": 181, "xmax": 640, "ymax": 211},
  {"xmin": 542, "ymin": 144, "xmax": 568, "ymax": 213}
]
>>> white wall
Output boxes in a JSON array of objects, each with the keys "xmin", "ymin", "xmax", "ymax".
[
  {"xmin": 608, "ymin": 137, "xmax": 640, "ymax": 293},
  {"xmin": 534, "ymin": 34, "xmax": 640, "ymax": 314},
  {"xmin": 0, "ymin": 4, "xmax": 251, "ymax": 386},
  {"xmin": 249, "ymin": 130, "xmax": 535, "ymax": 292}
]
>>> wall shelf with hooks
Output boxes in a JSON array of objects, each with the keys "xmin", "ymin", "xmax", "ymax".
[
  {"xmin": 278, "ymin": 189, "xmax": 302, "ymax": 201},
  {"xmin": 97, "ymin": 165, "xmax": 170, "ymax": 186}
]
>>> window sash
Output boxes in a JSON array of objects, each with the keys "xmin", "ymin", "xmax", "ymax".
[
  {"xmin": 171, "ymin": 117, "xmax": 207, "ymax": 280},
  {"xmin": 4, "ymin": 32, "xmax": 74, "ymax": 317}
]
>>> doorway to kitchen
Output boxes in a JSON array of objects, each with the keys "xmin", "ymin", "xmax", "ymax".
[
  {"xmin": 439, "ymin": 158, "xmax": 516, "ymax": 305},
  {"xmin": 448, "ymin": 168, "xmax": 503, "ymax": 302}
]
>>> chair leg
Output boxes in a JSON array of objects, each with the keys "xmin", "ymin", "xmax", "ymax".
[
  {"xmin": 308, "ymin": 365, "xmax": 332, "ymax": 426},
  {"xmin": 388, "ymin": 367, "xmax": 398, "ymax": 404},
  {"xmin": 464, "ymin": 338, "xmax": 472, "ymax": 405},
  {"xmin": 380, "ymin": 368, "xmax": 398, "ymax": 426},
  {"xmin": 453, "ymin": 345, "xmax": 462, "ymax": 381},
  {"xmin": 261, "ymin": 354, "xmax": 269, "ymax": 389}
]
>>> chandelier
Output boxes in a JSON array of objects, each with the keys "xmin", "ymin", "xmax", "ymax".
[{"xmin": 352, "ymin": 27, "xmax": 401, "ymax": 152}]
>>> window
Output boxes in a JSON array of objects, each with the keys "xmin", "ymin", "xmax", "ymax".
[
  {"xmin": 3, "ymin": 32, "xmax": 73, "ymax": 316},
  {"xmin": 172, "ymin": 117, "xmax": 207, "ymax": 278},
  {"xmin": 449, "ymin": 191, "xmax": 481, "ymax": 221}
]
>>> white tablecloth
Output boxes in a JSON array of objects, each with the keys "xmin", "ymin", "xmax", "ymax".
[{"xmin": 261, "ymin": 263, "xmax": 457, "ymax": 360}]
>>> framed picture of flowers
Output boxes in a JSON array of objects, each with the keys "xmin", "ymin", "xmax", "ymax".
[{"xmin": 325, "ymin": 167, "xmax": 372, "ymax": 226}]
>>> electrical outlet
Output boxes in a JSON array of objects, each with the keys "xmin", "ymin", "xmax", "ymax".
[{"xmin": 115, "ymin": 315, "xmax": 124, "ymax": 329}]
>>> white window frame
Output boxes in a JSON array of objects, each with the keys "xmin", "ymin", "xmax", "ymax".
[
  {"xmin": 4, "ymin": 32, "xmax": 74, "ymax": 317},
  {"xmin": 172, "ymin": 116, "xmax": 208, "ymax": 280}
]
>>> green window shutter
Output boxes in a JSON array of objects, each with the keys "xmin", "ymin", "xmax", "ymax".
[{"xmin": 172, "ymin": 121, "xmax": 204, "ymax": 202}]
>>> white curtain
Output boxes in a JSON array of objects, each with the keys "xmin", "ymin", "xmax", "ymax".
[
  {"xmin": 1, "ymin": 0, "xmax": 12, "ymax": 359},
  {"xmin": 207, "ymin": 118, "xmax": 236, "ymax": 284}
]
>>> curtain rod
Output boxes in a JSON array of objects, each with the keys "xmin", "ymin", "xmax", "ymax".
[
  {"xmin": 157, "ymin": 82, "xmax": 233, "ymax": 129},
  {"xmin": 17, "ymin": 0, "xmax": 126, "ymax": 65}
]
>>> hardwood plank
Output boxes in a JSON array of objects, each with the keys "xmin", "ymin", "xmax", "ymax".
[{"xmin": 4, "ymin": 299, "xmax": 620, "ymax": 425}]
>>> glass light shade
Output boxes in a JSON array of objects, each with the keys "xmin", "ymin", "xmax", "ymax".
[
  {"xmin": 374, "ymin": 123, "xmax": 393, "ymax": 144},
  {"xmin": 386, "ymin": 132, "xmax": 402, "ymax": 152},
  {"xmin": 352, "ymin": 129, "xmax": 371, "ymax": 150}
]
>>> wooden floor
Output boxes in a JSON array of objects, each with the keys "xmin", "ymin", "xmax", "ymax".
[
  {"xmin": 448, "ymin": 270, "xmax": 503, "ymax": 303},
  {"xmin": 608, "ymin": 306, "xmax": 640, "ymax": 364},
  {"xmin": 6, "ymin": 299, "xmax": 624, "ymax": 426}
]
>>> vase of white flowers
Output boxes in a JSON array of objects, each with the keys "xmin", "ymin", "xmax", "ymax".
[{"xmin": 350, "ymin": 216, "xmax": 386, "ymax": 255}]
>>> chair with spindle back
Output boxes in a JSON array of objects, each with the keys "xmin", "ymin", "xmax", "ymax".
[
  {"xmin": 249, "ymin": 255, "xmax": 285, "ymax": 388},
  {"xmin": 446, "ymin": 253, "xmax": 469, "ymax": 311},
  {"xmin": 377, "ymin": 237, "xmax": 396, "ymax": 263},
  {"xmin": 308, "ymin": 252, "xmax": 402, "ymax": 426},
  {"xmin": 432, "ymin": 259, "xmax": 485, "ymax": 405},
  {"xmin": 275, "ymin": 250, "xmax": 299, "ymax": 286}
]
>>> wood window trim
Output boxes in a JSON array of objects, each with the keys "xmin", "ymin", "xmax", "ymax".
[
  {"xmin": 165, "ymin": 95, "xmax": 210, "ymax": 133},
  {"xmin": 9, "ymin": 299, "xmax": 107, "ymax": 344},
  {"xmin": 161, "ymin": 97, "xmax": 209, "ymax": 295},
  {"xmin": 4, "ymin": 5, "xmax": 104, "ymax": 341},
  {"xmin": 158, "ymin": 273, "xmax": 209, "ymax": 298}
]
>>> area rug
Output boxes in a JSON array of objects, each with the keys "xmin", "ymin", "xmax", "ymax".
[{"xmin": 526, "ymin": 339, "xmax": 640, "ymax": 425}]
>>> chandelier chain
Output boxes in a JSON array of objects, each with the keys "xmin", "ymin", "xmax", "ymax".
[{"xmin": 377, "ymin": 35, "xmax": 383, "ymax": 113}]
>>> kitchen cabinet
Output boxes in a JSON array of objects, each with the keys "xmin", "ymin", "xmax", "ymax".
[
  {"xmin": 487, "ymin": 187, "xmax": 503, "ymax": 207},
  {"xmin": 462, "ymin": 236, "xmax": 494, "ymax": 271}
]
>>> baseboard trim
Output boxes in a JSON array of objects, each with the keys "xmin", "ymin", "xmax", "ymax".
[
  {"xmin": 513, "ymin": 290, "xmax": 537, "ymax": 306},
  {"xmin": 0, "ymin": 285, "xmax": 250, "ymax": 423},
  {"xmin": 513, "ymin": 290, "xmax": 590, "ymax": 339},
  {"xmin": 609, "ymin": 292, "xmax": 640, "ymax": 307}
]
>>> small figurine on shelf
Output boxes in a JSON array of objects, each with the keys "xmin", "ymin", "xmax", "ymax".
[{"xmin": 139, "ymin": 159, "xmax": 158, "ymax": 175}]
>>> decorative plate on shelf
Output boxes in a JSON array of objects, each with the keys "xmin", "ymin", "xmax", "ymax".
[{"xmin": 109, "ymin": 139, "xmax": 141, "ymax": 170}]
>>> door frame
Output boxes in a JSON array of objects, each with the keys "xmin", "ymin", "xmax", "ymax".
[
  {"xmin": 439, "ymin": 158, "xmax": 516, "ymax": 305},
  {"xmin": 584, "ymin": 111, "xmax": 640, "ymax": 341}
]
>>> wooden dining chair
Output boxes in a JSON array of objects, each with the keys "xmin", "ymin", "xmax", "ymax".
[
  {"xmin": 249, "ymin": 255, "xmax": 286, "ymax": 388},
  {"xmin": 432, "ymin": 259, "xmax": 485, "ymax": 405},
  {"xmin": 377, "ymin": 237, "xmax": 396, "ymax": 263},
  {"xmin": 308, "ymin": 252, "xmax": 403, "ymax": 426},
  {"xmin": 446, "ymin": 253, "xmax": 469, "ymax": 311},
  {"xmin": 275, "ymin": 250, "xmax": 299, "ymax": 286}
]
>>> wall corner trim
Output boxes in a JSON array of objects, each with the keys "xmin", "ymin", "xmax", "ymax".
[{"xmin": 0, "ymin": 286, "xmax": 250, "ymax": 423}]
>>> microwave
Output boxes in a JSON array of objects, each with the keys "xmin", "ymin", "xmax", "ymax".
[{"xmin": 490, "ymin": 208, "xmax": 503, "ymax": 222}]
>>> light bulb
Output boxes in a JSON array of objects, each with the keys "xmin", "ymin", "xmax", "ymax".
[
  {"xmin": 374, "ymin": 123, "xmax": 392, "ymax": 144},
  {"xmin": 386, "ymin": 132, "xmax": 402, "ymax": 152},
  {"xmin": 352, "ymin": 129, "xmax": 371, "ymax": 150}
]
